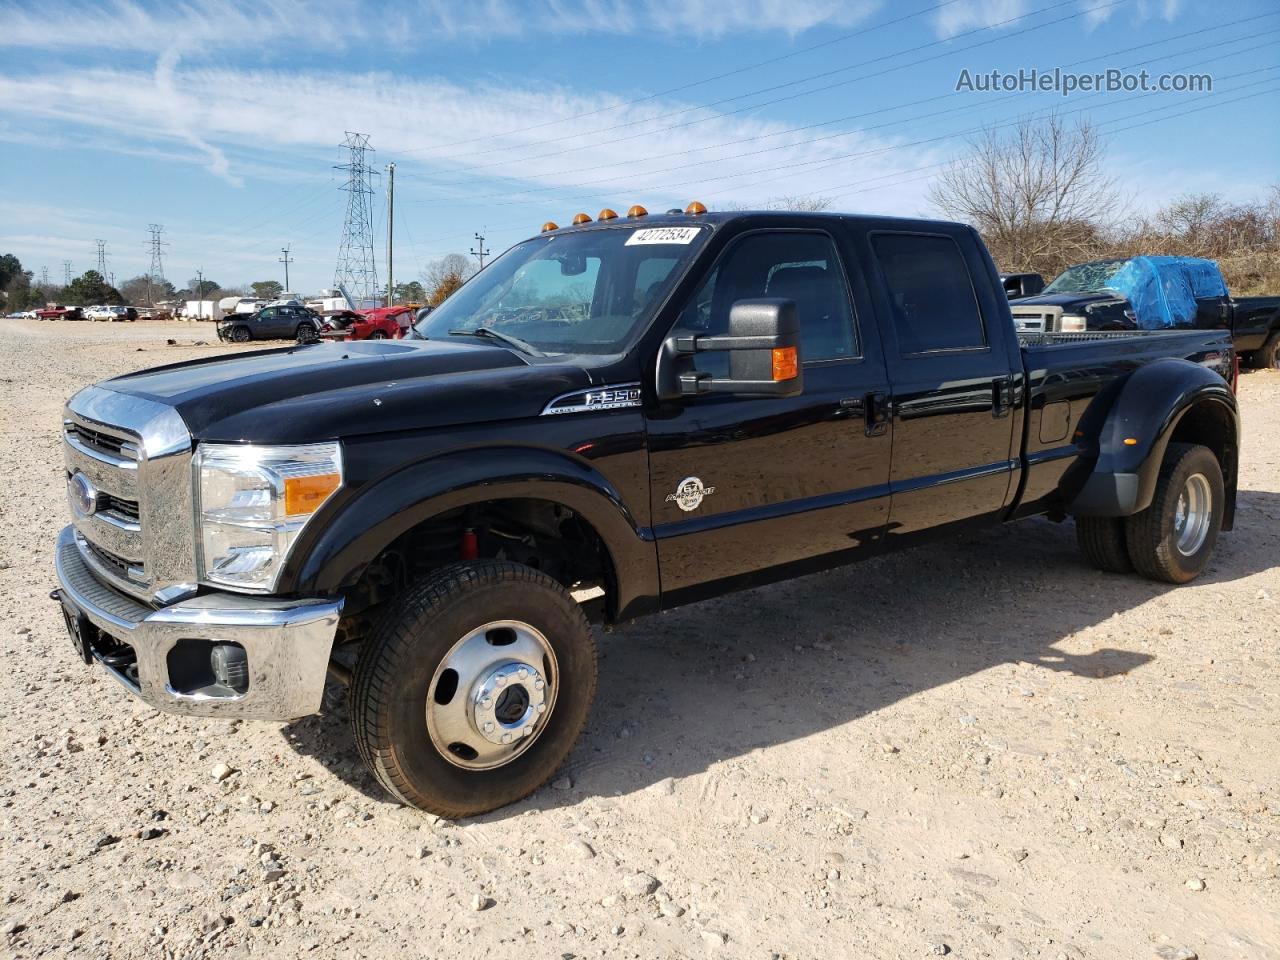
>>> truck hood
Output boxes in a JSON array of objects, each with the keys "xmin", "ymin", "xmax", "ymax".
[
  {"xmin": 1009, "ymin": 292, "xmax": 1126, "ymax": 310},
  {"xmin": 101, "ymin": 339, "xmax": 594, "ymax": 443}
]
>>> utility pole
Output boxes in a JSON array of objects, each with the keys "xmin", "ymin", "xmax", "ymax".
[
  {"xmin": 109, "ymin": 272, "xmax": 116, "ymax": 289},
  {"xmin": 95, "ymin": 239, "xmax": 107, "ymax": 276},
  {"xmin": 471, "ymin": 232, "xmax": 490, "ymax": 270},
  {"xmin": 279, "ymin": 246, "xmax": 293, "ymax": 292},
  {"xmin": 63, "ymin": 261, "xmax": 73, "ymax": 286},
  {"xmin": 385, "ymin": 162, "xmax": 395, "ymax": 306},
  {"xmin": 196, "ymin": 267, "xmax": 205, "ymax": 301}
]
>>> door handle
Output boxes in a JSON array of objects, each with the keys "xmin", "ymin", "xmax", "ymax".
[
  {"xmin": 992, "ymin": 377, "xmax": 1012, "ymax": 418},
  {"xmin": 865, "ymin": 391, "xmax": 889, "ymax": 437}
]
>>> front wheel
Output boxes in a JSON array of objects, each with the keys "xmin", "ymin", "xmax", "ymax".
[
  {"xmin": 1250, "ymin": 331, "xmax": 1280, "ymax": 370},
  {"xmin": 368, "ymin": 330, "xmax": 387, "ymax": 339},
  {"xmin": 350, "ymin": 561, "xmax": 597, "ymax": 817},
  {"xmin": 296, "ymin": 324, "xmax": 319, "ymax": 344},
  {"xmin": 1125, "ymin": 442, "xmax": 1223, "ymax": 583},
  {"xmin": 230, "ymin": 326, "xmax": 250, "ymax": 343}
]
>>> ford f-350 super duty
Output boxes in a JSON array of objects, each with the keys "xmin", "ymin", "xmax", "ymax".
[{"xmin": 52, "ymin": 205, "xmax": 1241, "ymax": 817}]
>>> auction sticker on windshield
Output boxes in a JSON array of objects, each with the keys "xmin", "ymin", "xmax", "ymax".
[{"xmin": 625, "ymin": 227, "xmax": 701, "ymax": 245}]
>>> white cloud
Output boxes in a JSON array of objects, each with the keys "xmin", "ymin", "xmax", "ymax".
[
  {"xmin": 0, "ymin": 0, "xmax": 880, "ymax": 55},
  {"xmin": 933, "ymin": 0, "xmax": 1030, "ymax": 39},
  {"xmin": 935, "ymin": 0, "xmax": 1191, "ymax": 37}
]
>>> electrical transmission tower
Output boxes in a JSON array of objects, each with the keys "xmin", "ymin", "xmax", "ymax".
[
  {"xmin": 95, "ymin": 239, "xmax": 107, "ymax": 276},
  {"xmin": 63, "ymin": 261, "xmax": 73, "ymax": 286},
  {"xmin": 40, "ymin": 266, "xmax": 49, "ymax": 287},
  {"xmin": 146, "ymin": 224, "xmax": 168, "ymax": 305},
  {"xmin": 333, "ymin": 132, "xmax": 379, "ymax": 300}
]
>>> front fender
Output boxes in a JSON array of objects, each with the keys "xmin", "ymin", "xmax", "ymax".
[
  {"xmin": 1066, "ymin": 358, "xmax": 1237, "ymax": 517},
  {"xmin": 287, "ymin": 446, "xmax": 659, "ymax": 621}
]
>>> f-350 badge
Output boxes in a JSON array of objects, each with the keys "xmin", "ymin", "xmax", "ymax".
[{"xmin": 666, "ymin": 476, "xmax": 716, "ymax": 512}]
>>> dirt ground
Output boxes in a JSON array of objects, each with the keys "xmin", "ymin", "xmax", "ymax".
[{"xmin": 0, "ymin": 318, "xmax": 1276, "ymax": 960}]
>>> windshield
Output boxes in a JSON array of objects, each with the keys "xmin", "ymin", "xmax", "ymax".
[
  {"xmin": 1044, "ymin": 259, "xmax": 1129, "ymax": 294},
  {"xmin": 415, "ymin": 224, "xmax": 708, "ymax": 355}
]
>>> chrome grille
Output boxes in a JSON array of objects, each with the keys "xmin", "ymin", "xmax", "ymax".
[{"xmin": 63, "ymin": 386, "xmax": 198, "ymax": 606}]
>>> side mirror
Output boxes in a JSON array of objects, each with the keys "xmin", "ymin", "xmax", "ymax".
[{"xmin": 656, "ymin": 298, "xmax": 803, "ymax": 401}]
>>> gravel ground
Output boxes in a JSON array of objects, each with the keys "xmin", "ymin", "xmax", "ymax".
[{"xmin": 1, "ymin": 318, "xmax": 1277, "ymax": 960}]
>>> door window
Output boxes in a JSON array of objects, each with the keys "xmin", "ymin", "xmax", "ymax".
[
  {"xmin": 871, "ymin": 233, "xmax": 986, "ymax": 354},
  {"xmin": 679, "ymin": 232, "xmax": 857, "ymax": 375}
]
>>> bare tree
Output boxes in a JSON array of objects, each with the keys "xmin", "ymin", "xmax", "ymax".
[
  {"xmin": 766, "ymin": 194, "xmax": 834, "ymax": 212},
  {"xmin": 929, "ymin": 115, "xmax": 1118, "ymax": 278},
  {"xmin": 422, "ymin": 253, "xmax": 473, "ymax": 307}
]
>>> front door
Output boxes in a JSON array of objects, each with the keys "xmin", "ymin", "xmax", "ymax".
[{"xmin": 645, "ymin": 229, "xmax": 893, "ymax": 603}]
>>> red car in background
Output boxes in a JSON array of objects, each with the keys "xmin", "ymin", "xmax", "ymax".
[
  {"xmin": 319, "ymin": 306, "xmax": 415, "ymax": 341},
  {"xmin": 36, "ymin": 305, "xmax": 84, "ymax": 321}
]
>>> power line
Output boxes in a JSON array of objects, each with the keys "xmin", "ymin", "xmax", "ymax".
[
  {"xmin": 408, "ymin": 12, "xmax": 1279, "ymax": 201},
  {"xmin": 408, "ymin": 0, "xmax": 973, "ymax": 155},
  {"xmin": 333, "ymin": 132, "xmax": 379, "ymax": 300},
  {"xmin": 399, "ymin": 0, "xmax": 1105, "ymax": 175}
]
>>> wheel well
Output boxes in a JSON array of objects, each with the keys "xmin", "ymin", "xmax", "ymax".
[
  {"xmin": 1168, "ymin": 398, "xmax": 1237, "ymax": 527},
  {"xmin": 337, "ymin": 498, "xmax": 617, "ymax": 641}
]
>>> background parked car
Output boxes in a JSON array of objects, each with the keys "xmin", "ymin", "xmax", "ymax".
[
  {"xmin": 320, "ymin": 305, "xmax": 413, "ymax": 341},
  {"xmin": 217, "ymin": 303, "xmax": 323, "ymax": 343},
  {"xmin": 1000, "ymin": 272, "xmax": 1045, "ymax": 299},
  {"xmin": 35, "ymin": 305, "xmax": 83, "ymax": 321}
]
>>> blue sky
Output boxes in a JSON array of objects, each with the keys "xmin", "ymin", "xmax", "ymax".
[{"xmin": 1, "ymin": 0, "xmax": 1277, "ymax": 296}]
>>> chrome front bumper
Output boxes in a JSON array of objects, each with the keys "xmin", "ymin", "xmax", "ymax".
[{"xmin": 55, "ymin": 525, "xmax": 342, "ymax": 719}]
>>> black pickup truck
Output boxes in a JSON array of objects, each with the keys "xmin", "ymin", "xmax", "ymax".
[{"xmin": 52, "ymin": 207, "xmax": 1241, "ymax": 817}]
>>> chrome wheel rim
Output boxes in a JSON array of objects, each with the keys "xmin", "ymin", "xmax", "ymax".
[
  {"xmin": 1174, "ymin": 473, "xmax": 1212, "ymax": 556},
  {"xmin": 426, "ymin": 620, "xmax": 558, "ymax": 770}
]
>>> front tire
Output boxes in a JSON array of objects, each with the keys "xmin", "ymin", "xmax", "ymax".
[
  {"xmin": 296, "ymin": 324, "xmax": 319, "ymax": 344},
  {"xmin": 230, "ymin": 326, "xmax": 251, "ymax": 343},
  {"xmin": 350, "ymin": 561, "xmax": 597, "ymax": 817},
  {"xmin": 1125, "ymin": 442, "xmax": 1223, "ymax": 584},
  {"xmin": 1250, "ymin": 331, "xmax": 1280, "ymax": 370}
]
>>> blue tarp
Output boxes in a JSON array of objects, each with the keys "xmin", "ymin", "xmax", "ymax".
[{"xmin": 1046, "ymin": 255, "xmax": 1225, "ymax": 330}]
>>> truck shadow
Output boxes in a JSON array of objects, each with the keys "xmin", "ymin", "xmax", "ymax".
[{"xmin": 281, "ymin": 486, "xmax": 1280, "ymax": 814}]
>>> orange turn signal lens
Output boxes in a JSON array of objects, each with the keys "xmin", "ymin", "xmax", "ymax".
[
  {"xmin": 1123, "ymin": 437, "xmax": 1138, "ymax": 446},
  {"xmin": 540, "ymin": 221, "xmax": 558, "ymax": 233},
  {"xmin": 597, "ymin": 207, "xmax": 618, "ymax": 220},
  {"xmin": 572, "ymin": 212, "xmax": 592, "ymax": 225},
  {"xmin": 685, "ymin": 200, "xmax": 707, "ymax": 215},
  {"xmin": 284, "ymin": 473, "xmax": 341, "ymax": 515},
  {"xmin": 771, "ymin": 346, "xmax": 798, "ymax": 381},
  {"xmin": 627, "ymin": 204, "xmax": 648, "ymax": 218}
]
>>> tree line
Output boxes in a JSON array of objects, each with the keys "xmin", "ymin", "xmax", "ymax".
[{"xmin": 929, "ymin": 115, "xmax": 1280, "ymax": 294}]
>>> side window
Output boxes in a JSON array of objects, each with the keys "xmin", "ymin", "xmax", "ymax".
[
  {"xmin": 871, "ymin": 233, "xmax": 985, "ymax": 354},
  {"xmin": 679, "ymin": 232, "xmax": 857, "ymax": 373}
]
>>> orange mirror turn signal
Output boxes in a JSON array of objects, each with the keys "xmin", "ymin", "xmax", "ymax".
[{"xmin": 771, "ymin": 346, "xmax": 799, "ymax": 382}]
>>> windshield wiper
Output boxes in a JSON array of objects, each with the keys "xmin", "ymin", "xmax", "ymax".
[{"xmin": 448, "ymin": 326, "xmax": 544, "ymax": 357}]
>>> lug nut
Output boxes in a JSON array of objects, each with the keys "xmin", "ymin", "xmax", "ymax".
[
  {"xmin": 534, "ymin": 679, "xmax": 544, "ymax": 690},
  {"xmin": 536, "ymin": 703, "xmax": 546, "ymax": 713},
  {"xmin": 523, "ymin": 726, "xmax": 534, "ymax": 737},
  {"xmin": 501, "ymin": 733, "xmax": 512, "ymax": 744},
  {"xmin": 484, "ymin": 722, "xmax": 494, "ymax": 733},
  {"xmin": 496, "ymin": 675, "xmax": 507, "ymax": 686},
  {"xmin": 518, "ymin": 667, "xmax": 528, "ymax": 679},
  {"xmin": 481, "ymin": 697, "xmax": 491, "ymax": 708}
]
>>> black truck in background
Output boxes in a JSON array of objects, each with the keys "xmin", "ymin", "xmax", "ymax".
[
  {"xmin": 53, "ymin": 207, "xmax": 1240, "ymax": 817},
  {"xmin": 1010, "ymin": 255, "xmax": 1280, "ymax": 368}
]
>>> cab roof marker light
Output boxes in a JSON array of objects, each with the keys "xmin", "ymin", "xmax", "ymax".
[
  {"xmin": 572, "ymin": 212, "xmax": 592, "ymax": 225},
  {"xmin": 685, "ymin": 201, "xmax": 707, "ymax": 215},
  {"xmin": 597, "ymin": 208, "xmax": 618, "ymax": 221},
  {"xmin": 627, "ymin": 204, "xmax": 648, "ymax": 218},
  {"xmin": 541, "ymin": 221, "xmax": 558, "ymax": 233}
]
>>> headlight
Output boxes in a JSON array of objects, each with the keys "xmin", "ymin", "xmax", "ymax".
[
  {"xmin": 195, "ymin": 442, "xmax": 343, "ymax": 592},
  {"xmin": 1059, "ymin": 313, "xmax": 1087, "ymax": 332}
]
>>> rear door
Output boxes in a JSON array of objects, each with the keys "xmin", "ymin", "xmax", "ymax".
[
  {"xmin": 646, "ymin": 226, "xmax": 893, "ymax": 602},
  {"xmin": 861, "ymin": 228, "xmax": 1020, "ymax": 537}
]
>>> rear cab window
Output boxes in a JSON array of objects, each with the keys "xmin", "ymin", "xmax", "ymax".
[{"xmin": 870, "ymin": 232, "xmax": 986, "ymax": 354}]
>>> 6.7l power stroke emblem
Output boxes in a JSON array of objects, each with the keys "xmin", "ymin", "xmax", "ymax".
[{"xmin": 666, "ymin": 476, "xmax": 716, "ymax": 512}]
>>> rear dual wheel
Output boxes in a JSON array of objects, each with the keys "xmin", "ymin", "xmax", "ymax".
[
  {"xmin": 1078, "ymin": 442, "xmax": 1223, "ymax": 584},
  {"xmin": 350, "ymin": 561, "xmax": 597, "ymax": 818},
  {"xmin": 1251, "ymin": 331, "xmax": 1280, "ymax": 370}
]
